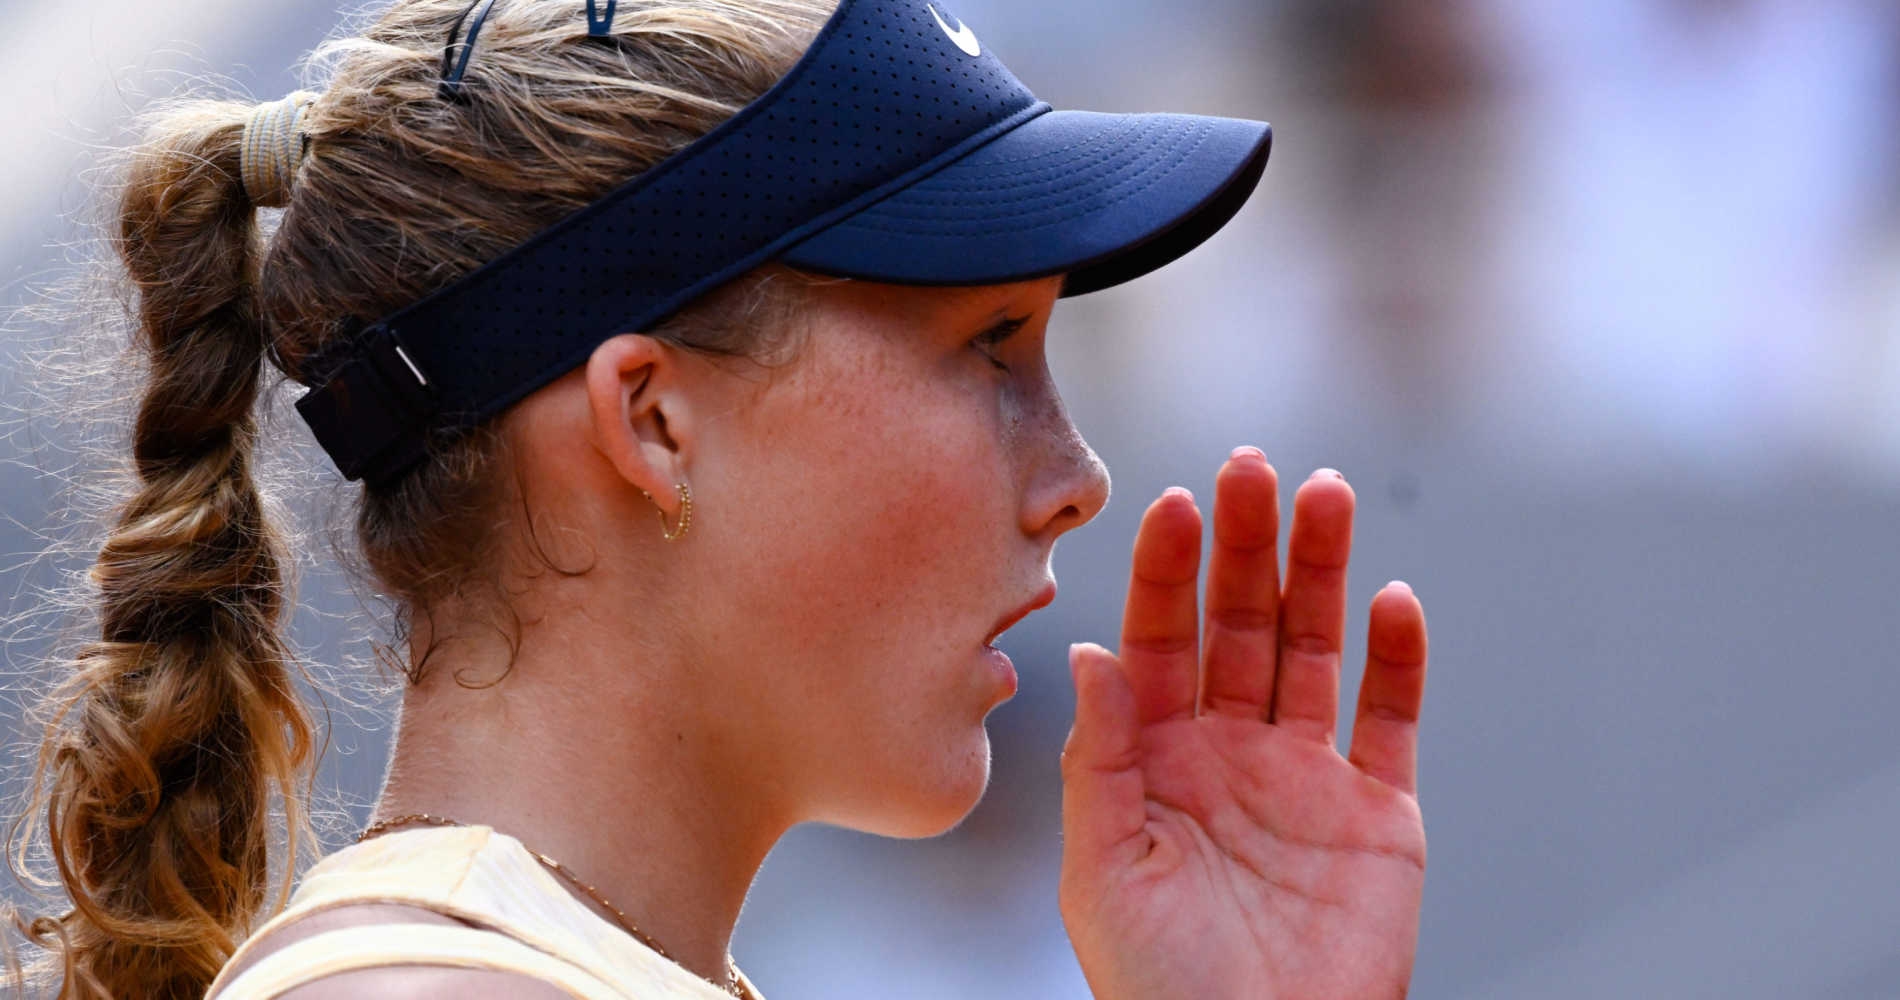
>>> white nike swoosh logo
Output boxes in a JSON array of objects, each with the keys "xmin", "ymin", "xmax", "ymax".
[{"xmin": 927, "ymin": 4, "xmax": 981, "ymax": 57}]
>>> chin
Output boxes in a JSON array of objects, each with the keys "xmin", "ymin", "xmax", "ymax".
[{"xmin": 846, "ymin": 727, "xmax": 995, "ymax": 840}]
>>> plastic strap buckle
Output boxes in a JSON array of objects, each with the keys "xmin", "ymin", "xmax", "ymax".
[{"xmin": 293, "ymin": 324, "xmax": 438, "ymax": 484}]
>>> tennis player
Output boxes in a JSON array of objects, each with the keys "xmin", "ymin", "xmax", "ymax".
[{"xmin": 5, "ymin": 0, "xmax": 1430, "ymax": 997}]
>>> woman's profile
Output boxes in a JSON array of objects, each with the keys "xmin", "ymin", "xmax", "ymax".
[{"xmin": 4, "ymin": 0, "xmax": 1431, "ymax": 997}]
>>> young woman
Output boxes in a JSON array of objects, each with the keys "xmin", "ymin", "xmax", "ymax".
[{"xmin": 5, "ymin": 0, "xmax": 1431, "ymax": 997}]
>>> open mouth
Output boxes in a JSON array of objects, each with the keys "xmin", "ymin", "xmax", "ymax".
[{"xmin": 985, "ymin": 582, "xmax": 1057, "ymax": 647}]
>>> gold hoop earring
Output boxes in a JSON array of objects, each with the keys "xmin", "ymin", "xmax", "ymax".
[{"xmin": 640, "ymin": 482, "xmax": 692, "ymax": 541}]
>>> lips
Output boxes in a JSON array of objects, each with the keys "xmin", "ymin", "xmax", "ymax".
[{"xmin": 985, "ymin": 581, "xmax": 1056, "ymax": 647}]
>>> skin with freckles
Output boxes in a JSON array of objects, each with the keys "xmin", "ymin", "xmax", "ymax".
[{"xmin": 253, "ymin": 271, "xmax": 1431, "ymax": 1000}]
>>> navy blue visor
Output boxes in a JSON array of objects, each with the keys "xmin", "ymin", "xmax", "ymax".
[{"xmin": 295, "ymin": 0, "xmax": 1272, "ymax": 484}]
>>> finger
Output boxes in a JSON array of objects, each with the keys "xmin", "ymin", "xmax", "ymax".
[
  {"xmin": 1348, "ymin": 582, "xmax": 1429, "ymax": 793},
  {"xmin": 1200, "ymin": 447, "xmax": 1282, "ymax": 720},
  {"xmin": 1060, "ymin": 643, "xmax": 1148, "ymax": 871},
  {"xmin": 1119, "ymin": 488, "xmax": 1202, "ymax": 726},
  {"xmin": 1270, "ymin": 470, "xmax": 1354, "ymax": 744}
]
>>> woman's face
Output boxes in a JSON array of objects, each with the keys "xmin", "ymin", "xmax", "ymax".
[{"xmin": 683, "ymin": 274, "xmax": 1109, "ymax": 837}]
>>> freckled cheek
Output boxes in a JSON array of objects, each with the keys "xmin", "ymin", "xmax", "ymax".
[
  {"xmin": 722, "ymin": 351, "xmax": 1010, "ymax": 604},
  {"xmin": 777, "ymin": 415, "xmax": 1007, "ymax": 642},
  {"xmin": 840, "ymin": 419, "xmax": 1004, "ymax": 571}
]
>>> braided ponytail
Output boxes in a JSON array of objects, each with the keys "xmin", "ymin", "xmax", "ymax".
[
  {"xmin": 5, "ymin": 1, "xmax": 838, "ymax": 994},
  {"xmin": 6, "ymin": 100, "xmax": 316, "ymax": 999}
]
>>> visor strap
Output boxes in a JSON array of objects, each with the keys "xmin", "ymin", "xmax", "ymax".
[{"xmin": 293, "ymin": 324, "xmax": 438, "ymax": 484}]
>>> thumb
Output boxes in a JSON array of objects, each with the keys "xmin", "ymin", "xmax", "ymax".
[{"xmin": 1060, "ymin": 642, "xmax": 1147, "ymax": 873}]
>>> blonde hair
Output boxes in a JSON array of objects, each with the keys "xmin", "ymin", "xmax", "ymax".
[{"xmin": 3, "ymin": 1, "xmax": 834, "ymax": 995}]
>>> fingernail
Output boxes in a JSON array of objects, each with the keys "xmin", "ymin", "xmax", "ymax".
[
  {"xmin": 1386, "ymin": 580, "xmax": 1414, "ymax": 595},
  {"xmin": 1229, "ymin": 445, "xmax": 1265, "ymax": 461},
  {"xmin": 1311, "ymin": 467, "xmax": 1344, "ymax": 481},
  {"xmin": 1162, "ymin": 486, "xmax": 1194, "ymax": 502}
]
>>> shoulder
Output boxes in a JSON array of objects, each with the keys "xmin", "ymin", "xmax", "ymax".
[{"xmin": 214, "ymin": 902, "xmax": 571, "ymax": 1000}]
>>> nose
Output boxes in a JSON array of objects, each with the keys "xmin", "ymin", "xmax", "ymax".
[{"xmin": 1022, "ymin": 407, "xmax": 1111, "ymax": 541}]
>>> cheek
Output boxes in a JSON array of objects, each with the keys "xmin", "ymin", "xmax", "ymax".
[
  {"xmin": 808, "ymin": 397, "xmax": 1002, "ymax": 620},
  {"xmin": 686, "ymin": 341, "xmax": 1028, "ymax": 829},
  {"xmin": 712, "ymin": 364, "xmax": 1011, "ymax": 680}
]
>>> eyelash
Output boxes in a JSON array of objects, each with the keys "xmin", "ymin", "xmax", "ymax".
[{"xmin": 972, "ymin": 316, "xmax": 1029, "ymax": 371}]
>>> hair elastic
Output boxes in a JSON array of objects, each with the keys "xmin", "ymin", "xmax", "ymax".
[{"xmin": 239, "ymin": 91, "xmax": 318, "ymax": 207}]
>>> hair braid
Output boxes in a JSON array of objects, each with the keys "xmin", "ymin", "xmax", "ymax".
[
  {"xmin": 6, "ymin": 1, "xmax": 838, "ymax": 994},
  {"xmin": 9, "ymin": 101, "xmax": 315, "ymax": 999}
]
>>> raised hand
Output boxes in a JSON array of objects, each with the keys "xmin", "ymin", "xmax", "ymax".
[{"xmin": 1058, "ymin": 448, "xmax": 1428, "ymax": 1000}]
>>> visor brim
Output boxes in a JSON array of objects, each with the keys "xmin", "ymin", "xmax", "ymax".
[{"xmin": 779, "ymin": 109, "xmax": 1271, "ymax": 297}]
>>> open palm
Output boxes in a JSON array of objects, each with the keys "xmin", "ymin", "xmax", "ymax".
[{"xmin": 1059, "ymin": 448, "xmax": 1429, "ymax": 1000}]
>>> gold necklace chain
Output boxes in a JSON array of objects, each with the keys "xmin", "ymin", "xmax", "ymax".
[{"xmin": 356, "ymin": 813, "xmax": 747, "ymax": 998}]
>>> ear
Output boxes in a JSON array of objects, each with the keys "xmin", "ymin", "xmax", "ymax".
[{"xmin": 584, "ymin": 333, "xmax": 690, "ymax": 516}]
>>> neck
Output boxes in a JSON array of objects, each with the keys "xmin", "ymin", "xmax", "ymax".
[{"xmin": 370, "ymin": 618, "xmax": 793, "ymax": 989}]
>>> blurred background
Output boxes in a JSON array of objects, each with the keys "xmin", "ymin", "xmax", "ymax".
[{"xmin": 4, "ymin": 0, "xmax": 1899, "ymax": 997}]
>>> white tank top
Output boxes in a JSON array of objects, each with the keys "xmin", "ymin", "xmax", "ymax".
[{"xmin": 204, "ymin": 824, "xmax": 762, "ymax": 999}]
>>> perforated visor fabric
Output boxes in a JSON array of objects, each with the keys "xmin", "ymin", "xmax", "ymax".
[
  {"xmin": 781, "ymin": 110, "xmax": 1271, "ymax": 296},
  {"xmin": 353, "ymin": 0, "xmax": 1045, "ymax": 426}
]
